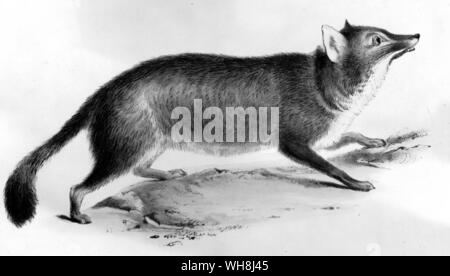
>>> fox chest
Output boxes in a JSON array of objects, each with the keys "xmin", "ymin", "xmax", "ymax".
[
  {"xmin": 313, "ymin": 110, "xmax": 359, "ymax": 149},
  {"xmin": 312, "ymin": 68, "xmax": 386, "ymax": 149}
]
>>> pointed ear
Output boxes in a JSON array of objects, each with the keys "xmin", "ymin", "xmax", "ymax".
[
  {"xmin": 322, "ymin": 25, "xmax": 348, "ymax": 63},
  {"xmin": 344, "ymin": 19, "xmax": 352, "ymax": 29}
]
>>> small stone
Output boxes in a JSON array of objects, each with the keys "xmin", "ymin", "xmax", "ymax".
[
  {"xmin": 166, "ymin": 241, "xmax": 183, "ymax": 247},
  {"xmin": 321, "ymin": 206, "xmax": 340, "ymax": 211}
]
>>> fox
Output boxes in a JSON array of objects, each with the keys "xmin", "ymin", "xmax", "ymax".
[{"xmin": 4, "ymin": 21, "xmax": 420, "ymax": 226}]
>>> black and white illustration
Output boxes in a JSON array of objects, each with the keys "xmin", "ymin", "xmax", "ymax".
[{"xmin": 1, "ymin": 0, "xmax": 448, "ymax": 256}]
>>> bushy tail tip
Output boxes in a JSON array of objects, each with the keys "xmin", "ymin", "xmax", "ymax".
[{"xmin": 4, "ymin": 169, "xmax": 38, "ymax": 227}]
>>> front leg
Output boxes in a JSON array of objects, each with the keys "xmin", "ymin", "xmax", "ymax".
[
  {"xmin": 280, "ymin": 140, "xmax": 375, "ymax": 191},
  {"xmin": 326, "ymin": 132, "xmax": 386, "ymax": 151}
]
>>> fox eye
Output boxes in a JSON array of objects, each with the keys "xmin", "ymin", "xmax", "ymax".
[{"xmin": 372, "ymin": 35, "xmax": 383, "ymax": 46}]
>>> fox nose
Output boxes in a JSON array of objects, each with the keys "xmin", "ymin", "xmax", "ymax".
[{"xmin": 410, "ymin": 34, "xmax": 420, "ymax": 40}]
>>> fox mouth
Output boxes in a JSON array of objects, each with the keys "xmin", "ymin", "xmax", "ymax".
[
  {"xmin": 391, "ymin": 47, "xmax": 416, "ymax": 61},
  {"xmin": 390, "ymin": 34, "xmax": 420, "ymax": 62}
]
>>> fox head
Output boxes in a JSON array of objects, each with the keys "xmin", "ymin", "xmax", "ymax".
[{"xmin": 320, "ymin": 20, "xmax": 420, "ymax": 93}]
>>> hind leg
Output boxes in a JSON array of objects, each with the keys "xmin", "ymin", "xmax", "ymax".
[
  {"xmin": 70, "ymin": 186, "xmax": 92, "ymax": 224},
  {"xmin": 71, "ymin": 97, "xmax": 166, "ymax": 223},
  {"xmin": 133, "ymin": 149, "xmax": 187, "ymax": 180},
  {"xmin": 69, "ymin": 148, "xmax": 139, "ymax": 224},
  {"xmin": 70, "ymin": 164, "xmax": 118, "ymax": 224},
  {"xmin": 134, "ymin": 166, "xmax": 187, "ymax": 180}
]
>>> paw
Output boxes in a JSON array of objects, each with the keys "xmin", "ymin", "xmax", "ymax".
[
  {"xmin": 364, "ymin": 138, "xmax": 387, "ymax": 148},
  {"xmin": 350, "ymin": 181, "xmax": 375, "ymax": 192},
  {"xmin": 168, "ymin": 169, "xmax": 188, "ymax": 178},
  {"xmin": 71, "ymin": 213, "xmax": 92, "ymax": 224}
]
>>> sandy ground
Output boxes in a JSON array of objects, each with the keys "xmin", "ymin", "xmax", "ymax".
[{"xmin": 2, "ymin": 131, "xmax": 449, "ymax": 256}]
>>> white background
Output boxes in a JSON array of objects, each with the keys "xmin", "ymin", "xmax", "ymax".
[{"xmin": 0, "ymin": 0, "xmax": 449, "ymax": 255}]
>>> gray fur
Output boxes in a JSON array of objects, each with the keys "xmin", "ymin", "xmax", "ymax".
[{"xmin": 4, "ymin": 21, "xmax": 419, "ymax": 226}]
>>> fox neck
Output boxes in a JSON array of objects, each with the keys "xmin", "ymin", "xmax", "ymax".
[
  {"xmin": 315, "ymin": 49, "xmax": 390, "ymax": 116},
  {"xmin": 312, "ymin": 50, "xmax": 391, "ymax": 149}
]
